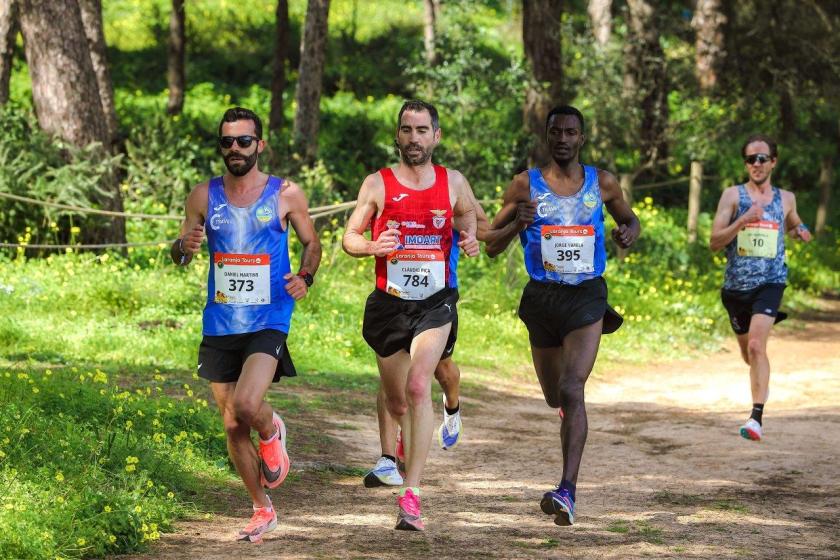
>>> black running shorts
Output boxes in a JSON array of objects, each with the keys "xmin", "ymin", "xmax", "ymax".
[
  {"xmin": 720, "ymin": 283, "xmax": 787, "ymax": 335},
  {"xmin": 362, "ymin": 288, "xmax": 458, "ymax": 359},
  {"xmin": 517, "ymin": 277, "xmax": 623, "ymax": 348},
  {"xmin": 197, "ymin": 328, "xmax": 296, "ymax": 383}
]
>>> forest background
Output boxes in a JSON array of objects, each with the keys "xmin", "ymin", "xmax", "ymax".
[{"xmin": 0, "ymin": 1, "xmax": 838, "ymax": 558}]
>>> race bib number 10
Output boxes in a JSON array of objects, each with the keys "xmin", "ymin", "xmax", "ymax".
[
  {"xmin": 213, "ymin": 253, "xmax": 271, "ymax": 304},
  {"xmin": 541, "ymin": 225, "xmax": 595, "ymax": 274},
  {"xmin": 737, "ymin": 221, "xmax": 778, "ymax": 258},
  {"xmin": 386, "ymin": 249, "xmax": 445, "ymax": 300}
]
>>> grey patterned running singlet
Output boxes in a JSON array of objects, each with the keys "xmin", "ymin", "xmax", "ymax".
[{"xmin": 723, "ymin": 184, "xmax": 786, "ymax": 291}]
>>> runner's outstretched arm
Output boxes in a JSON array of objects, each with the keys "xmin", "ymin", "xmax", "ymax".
[
  {"xmin": 282, "ymin": 180, "xmax": 322, "ymax": 300},
  {"xmin": 485, "ymin": 172, "xmax": 534, "ymax": 258},
  {"xmin": 342, "ymin": 174, "xmax": 399, "ymax": 258},
  {"xmin": 171, "ymin": 182, "xmax": 208, "ymax": 266},
  {"xmin": 599, "ymin": 170, "xmax": 640, "ymax": 248}
]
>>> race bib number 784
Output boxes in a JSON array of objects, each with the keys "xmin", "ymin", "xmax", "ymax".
[{"xmin": 385, "ymin": 249, "xmax": 445, "ymax": 300}]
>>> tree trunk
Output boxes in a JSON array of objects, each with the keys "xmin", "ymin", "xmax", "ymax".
[
  {"xmin": 0, "ymin": 0, "xmax": 18, "ymax": 105},
  {"xmin": 166, "ymin": 0, "xmax": 185, "ymax": 116},
  {"xmin": 522, "ymin": 0, "xmax": 563, "ymax": 167},
  {"xmin": 815, "ymin": 154, "xmax": 832, "ymax": 237},
  {"xmin": 18, "ymin": 0, "xmax": 125, "ymax": 244},
  {"xmin": 293, "ymin": 0, "xmax": 330, "ymax": 164},
  {"xmin": 78, "ymin": 0, "xmax": 119, "ymax": 146},
  {"xmin": 587, "ymin": 0, "xmax": 611, "ymax": 47},
  {"xmin": 691, "ymin": 0, "xmax": 726, "ymax": 93},
  {"xmin": 624, "ymin": 0, "xmax": 669, "ymax": 168},
  {"xmin": 269, "ymin": 0, "xmax": 289, "ymax": 135},
  {"xmin": 423, "ymin": 0, "xmax": 438, "ymax": 65}
]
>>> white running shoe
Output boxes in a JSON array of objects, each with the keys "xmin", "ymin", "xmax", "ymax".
[
  {"xmin": 740, "ymin": 418, "xmax": 762, "ymax": 441},
  {"xmin": 363, "ymin": 456, "xmax": 404, "ymax": 487},
  {"xmin": 438, "ymin": 395, "xmax": 462, "ymax": 450}
]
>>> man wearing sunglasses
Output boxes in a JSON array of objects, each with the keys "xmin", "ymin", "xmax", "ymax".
[
  {"xmin": 710, "ymin": 134, "xmax": 811, "ymax": 442},
  {"xmin": 171, "ymin": 107, "xmax": 321, "ymax": 542}
]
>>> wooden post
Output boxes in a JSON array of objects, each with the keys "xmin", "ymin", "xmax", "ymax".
[
  {"xmin": 687, "ymin": 160, "xmax": 703, "ymax": 243},
  {"xmin": 618, "ymin": 173, "xmax": 633, "ymax": 261},
  {"xmin": 815, "ymin": 154, "xmax": 832, "ymax": 237}
]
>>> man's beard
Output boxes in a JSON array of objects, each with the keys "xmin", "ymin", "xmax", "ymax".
[
  {"xmin": 398, "ymin": 142, "xmax": 433, "ymax": 166},
  {"xmin": 223, "ymin": 150, "xmax": 258, "ymax": 176}
]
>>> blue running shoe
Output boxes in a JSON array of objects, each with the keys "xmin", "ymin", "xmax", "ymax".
[
  {"xmin": 540, "ymin": 486, "xmax": 575, "ymax": 526},
  {"xmin": 363, "ymin": 456, "xmax": 403, "ymax": 488},
  {"xmin": 437, "ymin": 395, "xmax": 462, "ymax": 450}
]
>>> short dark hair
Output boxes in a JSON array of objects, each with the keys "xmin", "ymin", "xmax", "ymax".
[
  {"xmin": 398, "ymin": 99, "xmax": 440, "ymax": 130},
  {"xmin": 546, "ymin": 105, "xmax": 585, "ymax": 133},
  {"xmin": 741, "ymin": 134, "xmax": 778, "ymax": 159},
  {"xmin": 218, "ymin": 107, "xmax": 263, "ymax": 139}
]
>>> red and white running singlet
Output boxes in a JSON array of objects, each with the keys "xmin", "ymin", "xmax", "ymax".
[{"xmin": 371, "ymin": 165, "xmax": 456, "ymax": 300}]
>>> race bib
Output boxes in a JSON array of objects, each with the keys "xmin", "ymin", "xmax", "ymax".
[
  {"xmin": 737, "ymin": 221, "xmax": 778, "ymax": 258},
  {"xmin": 213, "ymin": 253, "xmax": 271, "ymax": 304},
  {"xmin": 541, "ymin": 225, "xmax": 595, "ymax": 274},
  {"xmin": 386, "ymin": 249, "xmax": 445, "ymax": 300}
]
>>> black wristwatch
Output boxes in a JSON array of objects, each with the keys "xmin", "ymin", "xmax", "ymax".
[{"xmin": 297, "ymin": 271, "xmax": 314, "ymax": 287}]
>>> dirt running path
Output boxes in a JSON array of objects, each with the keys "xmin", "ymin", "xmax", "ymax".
[{"xmin": 128, "ymin": 302, "xmax": 840, "ymax": 559}]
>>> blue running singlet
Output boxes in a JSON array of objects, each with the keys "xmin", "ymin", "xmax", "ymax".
[
  {"xmin": 520, "ymin": 165, "xmax": 607, "ymax": 285},
  {"xmin": 723, "ymin": 184, "xmax": 787, "ymax": 291},
  {"xmin": 202, "ymin": 176, "xmax": 294, "ymax": 335}
]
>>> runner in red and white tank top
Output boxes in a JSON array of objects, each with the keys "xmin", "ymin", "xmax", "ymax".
[
  {"xmin": 372, "ymin": 164, "xmax": 456, "ymax": 300},
  {"xmin": 343, "ymin": 100, "xmax": 480, "ymax": 531}
]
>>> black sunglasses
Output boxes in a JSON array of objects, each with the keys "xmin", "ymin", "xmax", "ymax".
[
  {"xmin": 219, "ymin": 135, "xmax": 259, "ymax": 149},
  {"xmin": 744, "ymin": 153, "xmax": 772, "ymax": 165}
]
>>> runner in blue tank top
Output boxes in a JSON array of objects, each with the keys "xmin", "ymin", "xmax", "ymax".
[
  {"xmin": 486, "ymin": 106, "xmax": 640, "ymax": 527},
  {"xmin": 710, "ymin": 134, "xmax": 811, "ymax": 442},
  {"xmin": 171, "ymin": 107, "xmax": 322, "ymax": 543}
]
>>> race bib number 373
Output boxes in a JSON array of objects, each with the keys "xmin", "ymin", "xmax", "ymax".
[
  {"xmin": 213, "ymin": 253, "xmax": 271, "ymax": 305},
  {"xmin": 386, "ymin": 249, "xmax": 445, "ymax": 300},
  {"xmin": 541, "ymin": 225, "xmax": 595, "ymax": 274},
  {"xmin": 737, "ymin": 221, "xmax": 778, "ymax": 258}
]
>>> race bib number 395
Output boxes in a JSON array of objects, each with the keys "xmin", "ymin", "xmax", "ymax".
[
  {"xmin": 213, "ymin": 253, "xmax": 271, "ymax": 305},
  {"xmin": 541, "ymin": 225, "xmax": 596, "ymax": 274},
  {"xmin": 386, "ymin": 249, "xmax": 445, "ymax": 300},
  {"xmin": 737, "ymin": 221, "xmax": 779, "ymax": 258}
]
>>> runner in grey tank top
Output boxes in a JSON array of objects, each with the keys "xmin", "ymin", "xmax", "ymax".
[{"xmin": 710, "ymin": 134, "xmax": 811, "ymax": 442}]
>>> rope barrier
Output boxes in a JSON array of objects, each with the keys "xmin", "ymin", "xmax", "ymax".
[
  {"xmin": 0, "ymin": 191, "xmax": 360, "ymax": 221},
  {"xmin": 0, "ymin": 241, "xmax": 172, "ymax": 250},
  {"xmin": 632, "ymin": 176, "xmax": 690, "ymax": 191},
  {"xmin": 0, "ymin": 191, "xmax": 183, "ymax": 221}
]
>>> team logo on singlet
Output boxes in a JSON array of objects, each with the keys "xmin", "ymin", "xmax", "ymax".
[
  {"xmin": 210, "ymin": 212, "xmax": 232, "ymax": 231},
  {"xmin": 256, "ymin": 204, "xmax": 274, "ymax": 223},
  {"xmin": 387, "ymin": 220, "xmax": 400, "ymax": 230},
  {"xmin": 431, "ymin": 209, "xmax": 447, "ymax": 229},
  {"xmin": 583, "ymin": 192, "xmax": 597, "ymax": 208}
]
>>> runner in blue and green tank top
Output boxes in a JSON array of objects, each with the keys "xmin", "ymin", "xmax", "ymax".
[
  {"xmin": 711, "ymin": 134, "xmax": 811, "ymax": 443},
  {"xmin": 486, "ymin": 106, "xmax": 641, "ymax": 527},
  {"xmin": 171, "ymin": 107, "xmax": 322, "ymax": 543}
]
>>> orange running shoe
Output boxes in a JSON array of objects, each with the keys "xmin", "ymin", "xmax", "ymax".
[
  {"xmin": 238, "ymin": 501, "xmax": 277, "ymax": 543},
  {"xmin": 259, "ymin": 412, "xmax": 290, "ymax": 489}
]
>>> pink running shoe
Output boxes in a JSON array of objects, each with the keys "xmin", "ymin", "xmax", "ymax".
[
  {"xmin": 395, "ymin": 488, "xmax": 424, "ymax": 531},
  {"xmin": 259, "ymin": 412, "xmax": 290, "ymax": 489},
  {"xmin": 238, "ymin": 502, "xmax": 277, "ymax": 543}
]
